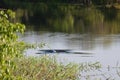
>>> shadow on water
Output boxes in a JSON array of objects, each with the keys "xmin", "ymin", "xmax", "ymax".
[{"xmin": 36, "ymin": 49, "xmax": 93, "ymax": 55}]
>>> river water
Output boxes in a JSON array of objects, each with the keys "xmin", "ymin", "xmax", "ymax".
[
  {"xmin": 17, "ymin": 5, "xmax": 120, "ymax": 79},
  {"xmin": 21, "ymin": 31, "xmax": 120, "ymax": 79},
  {"xmin": 22, "ymin": 31, "xmax": 120, "ymax": 66}
]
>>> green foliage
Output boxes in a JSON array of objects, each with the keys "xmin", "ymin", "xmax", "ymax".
[
  {"xmin": 2, "ymin": 0, "xmax": 120, "ymax": 5},
  {"xmin": 0, "ymin": 9, "xmax": 25, "ymax": 79}
]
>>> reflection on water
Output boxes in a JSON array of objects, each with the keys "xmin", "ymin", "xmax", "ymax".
[
  {"xmin": 21, "ymin": 31, "xmax": 120, "ymax": 52},
  {"xmin": 17, "ymin": 5, "xmax": 120, "ymax": 71},
  {"xmin": 16, "ymin": 5, "xmax": 120, "ymax": 34}
]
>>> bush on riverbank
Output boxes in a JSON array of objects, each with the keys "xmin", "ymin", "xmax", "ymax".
[{"xmin": 0, "ymin": 9, "xmax": 26, "ymax": 79}]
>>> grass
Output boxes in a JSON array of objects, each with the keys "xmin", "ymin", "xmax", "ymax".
[
  {"xmin": 13, "ymin": 56, "xmax": 79, "ymax": 80},
  {"xmin": 9, "ymin": 55, "xmax": 120, "ymax": 80},
  {"xmin": 11, "ymin": 55, "xmax": 102, "ymax": 80}
]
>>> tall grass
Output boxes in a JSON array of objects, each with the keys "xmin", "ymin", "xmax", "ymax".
[
  {"xmin": 11, "ymin": 55, "xmax": 102, "ymax": 80},
  {"xmin": 13, "ymin": 56, "xmax": 79, "ymax": 80}
]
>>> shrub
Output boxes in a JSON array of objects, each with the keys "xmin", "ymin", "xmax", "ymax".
[{"xmin": 0, "ymin": 9, "xmax": 25, "ymax": 79}]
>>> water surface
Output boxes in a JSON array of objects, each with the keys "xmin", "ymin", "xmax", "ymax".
[{"xmin": 17, "ymin": 5, "xmax": 120, "ymax": 79}]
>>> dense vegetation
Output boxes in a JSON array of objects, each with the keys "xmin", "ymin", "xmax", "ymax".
[
  {"xmin": 0, "ymin": 9, "xmax": 25, "ymax": 79},
  {"xmin": 0, "ymin": 0, "xmax": 120, "ymax": 5}
]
